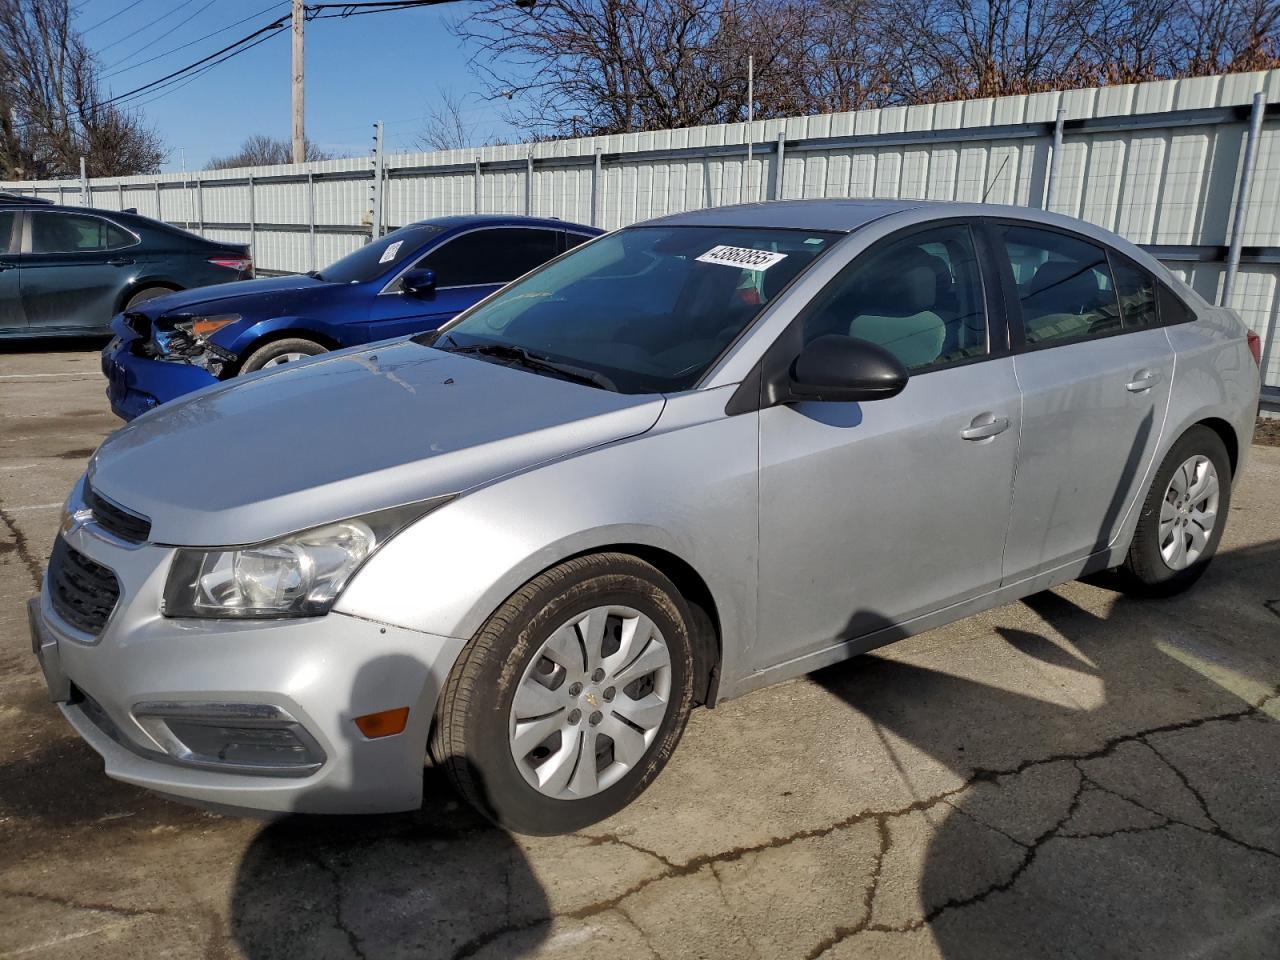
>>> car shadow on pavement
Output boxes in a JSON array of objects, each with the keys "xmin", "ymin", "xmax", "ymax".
[
  {"xmin": 229, "ymin": 656, "xmax": 550, "ymax": 960},
  {"xmin": 808, "ymin": 537, "xmax": 1280, "ymax": 958}
]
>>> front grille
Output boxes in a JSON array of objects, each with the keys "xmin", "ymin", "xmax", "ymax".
[
  {"xmin": 49, "ymin": 537, "xmax": 121, "ymax": 636},
  {"xmin": 85, "ymin": 486, "xmax": 151, "ymax": 543}
]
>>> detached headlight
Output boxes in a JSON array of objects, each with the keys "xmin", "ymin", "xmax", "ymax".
[{"xmin": 162, "ymin": 499, "xmax": 450, "ymax": 619}]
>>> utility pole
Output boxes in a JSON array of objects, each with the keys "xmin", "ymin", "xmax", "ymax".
[{"xmin": 292, "ymin": 0, "xmax": 305, "ymax": 164}]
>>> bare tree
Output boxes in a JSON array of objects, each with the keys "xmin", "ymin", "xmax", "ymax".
[
  {"xmin": 0, "ymin": 0, "xmax": 165, "ymax": 178},
  {"xmin": 1177, "ymin": 0, "xmax": 1280, "ymax": 74},
  {"xmin": 416, "ymin": 88, "xmax": 485, "ymax": 151},
  {"xmin": 452, "ymin": 0, "xmax": 815, "ymax": 137},
  {"xmin": 208, "ymin": 134, "xmax": 333, "ymax": 170}
]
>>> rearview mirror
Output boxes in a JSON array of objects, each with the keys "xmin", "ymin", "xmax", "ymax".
[
  {"xmin": 785, "ymin": 335, "xmax": 908, "ymax": 403},
  {"xmin": 402, "ymin": 268, "xmax": 436, "ymax": 298}
]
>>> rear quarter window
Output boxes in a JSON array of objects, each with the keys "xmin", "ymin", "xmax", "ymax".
[{"xmin": 1157, "ymin": 282, "xmax": 1195, "ymax": 326}]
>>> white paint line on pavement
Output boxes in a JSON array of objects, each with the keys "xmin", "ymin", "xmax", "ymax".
[
  {"xmin": 1, "ymin": 501, "xmax": 62, "ymax": 514},
  {"xmin": 0, "ymin": 373, "xmax": 97, "ymax": 381},
  {"xmin": 3, "ymin": 916, "xmax": 147, "ymax": 957}
]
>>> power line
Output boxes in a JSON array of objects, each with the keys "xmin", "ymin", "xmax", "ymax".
[
  {"xmin": 95, "ymin": 0, "xmax": 214, "ymax": 58},
  {"xmin": 125, "ymin": 29, "xmax": 288, "ymax": 111},
  {"xmin": 80, "ymin": 0, "xmax": 151, "ymax": 34},
  {"xmin": 97, "ymin": 15, "xmax": 290, "ymax": 111},
  {"xmin": 102, "ymin": 1, "xmax": 289, "ymax": 78}
]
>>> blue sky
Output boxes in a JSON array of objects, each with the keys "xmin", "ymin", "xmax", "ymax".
[{"xmin": 77, "ymin": 0, "xmax": 521, "ymax": 171}]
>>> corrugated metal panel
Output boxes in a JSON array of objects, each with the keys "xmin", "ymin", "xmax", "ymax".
[{"xmin": 5, "ymin": 70, "xmax": 1279, "ymax": 386}]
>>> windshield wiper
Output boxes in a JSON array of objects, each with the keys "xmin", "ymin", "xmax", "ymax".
[{"xmin": 449, "ymin": 342, "xmax": 618, "ymax": 392}]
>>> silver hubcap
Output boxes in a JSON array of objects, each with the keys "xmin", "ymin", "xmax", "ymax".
[
  {"xmin": 509, "ymin": 605, "xmax": 672, "ymax": 800},
  {"xmin": 1159, "ymin": 455, "xmax": 1219, "ymax": 570},
  {"xmin": 262, "ymin": 352, "xmax": 309, "ymax": 367}
]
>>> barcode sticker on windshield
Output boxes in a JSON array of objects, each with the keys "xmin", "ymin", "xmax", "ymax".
[
  {"xmin": 378, "ymin": 240, "xmax": 403, "ymax": 264},
  {"xmin": 696, "ymin": 245, "xmax": 788, "ymax": 271}
]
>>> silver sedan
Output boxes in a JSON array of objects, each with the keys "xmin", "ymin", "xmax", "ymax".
[{"xmin": 30, "ymin": 200, "xmax": 1261, "ymax": 834}]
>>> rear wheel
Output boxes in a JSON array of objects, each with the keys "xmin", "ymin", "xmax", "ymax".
[
  {"xmin": 239, "ymin": 337, "xmax": 327, "ymax": 374},
  {"xmin": 1122, "ymin": 425, "xmax": 1232, "ymax": 596},
  {"xmin": 431, "ymin": 553, "xmax": 696, "ymax": 834}
]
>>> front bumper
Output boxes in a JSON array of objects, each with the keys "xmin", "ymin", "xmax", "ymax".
[
  {"xmin": 31, "ymin": 508, "xmax": 467, "ymax": 815},
  {"xmin": 102, "ymin": 330, "xmax": 219, "ymax": 421}
]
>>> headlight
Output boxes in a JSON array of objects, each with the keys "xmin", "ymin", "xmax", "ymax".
[
  {"xmin": 175, "ymin": 313, "xmax": 241, "ymax": 340},
  {"xmin": 162, "ymin": 498, "xmax": 450, "ymax": 619}
]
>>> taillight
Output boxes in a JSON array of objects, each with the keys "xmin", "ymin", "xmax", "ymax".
[
  {"xmin": 1247, "ymin": 331, "xmax": 1261, "ymax": 367},
  {"xmin": 209, "ymin": 255, "xmax": 253, "ymax": 275}
]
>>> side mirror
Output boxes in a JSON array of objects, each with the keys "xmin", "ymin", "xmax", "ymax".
[
  {"xmin": 402, "ymin": 268, "xmax": 436, "ymax": 298},
  {"xmin": 785, "ymin": 335, "xmax": 908, "ymax": 403}
]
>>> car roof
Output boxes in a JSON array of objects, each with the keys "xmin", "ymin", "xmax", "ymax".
[
  {"xmin": 409, "ymin": 214, "xmax": 600, "ymax": 233},
  {"xmin": 647, "ymin": 199, "xmax": 924, "ymax": 232},
  {"xmin": 642, "ymin": 198, "xmax": 1135, "ymax": 241}
]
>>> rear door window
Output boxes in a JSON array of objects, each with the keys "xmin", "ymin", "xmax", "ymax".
[
  {"xmin": 0, "ymin": 211, "xmax": 16, "ymax": 254},
  {"xmin": 420, "ymin": 227, "xmax": 560, "ymax": 288},
  {"xmin": 29, "ymin": 212, "xmax": 135, "ymax": 254},
  {"xmin": 996, "ymin": 225, "xmax": 1122, "ymax": 345},
  {"xmin": 1158, "ymin": 283, "xmax": 1195, "ymax": 326}
]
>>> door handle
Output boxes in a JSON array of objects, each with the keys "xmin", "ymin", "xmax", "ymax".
[
  {"xmin": 1126, "ymin": 369, "xmax": 1159, "ymax": 392},
  {"xmin": 106, "ymin": 257, "xmax": 135, "ymax": 267},
  {"xmin": 961, "ymin": 413, "xmax": 1010, "ymax": 441}
]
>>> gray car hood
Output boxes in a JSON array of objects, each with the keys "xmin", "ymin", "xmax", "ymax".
[{"xmin": 89, "ymin": 340, "xmax": 665, "ymax": 546}]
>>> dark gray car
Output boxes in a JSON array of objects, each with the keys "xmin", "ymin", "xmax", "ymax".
[{"xmin": 0, "ymin": 204, "xmax": 252, "ymax": 338}]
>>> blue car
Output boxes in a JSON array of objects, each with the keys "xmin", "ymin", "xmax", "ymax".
[{"xmin": 103, "ymin": 214, "xmax": 600, "ymax": 420}]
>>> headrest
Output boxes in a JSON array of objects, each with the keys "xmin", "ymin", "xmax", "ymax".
[{"xmin": 860, "ymin": 249, "xmax": 939, "ymax": 316}]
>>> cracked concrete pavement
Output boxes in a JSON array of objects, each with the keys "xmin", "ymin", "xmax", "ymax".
[{"xmin": 2, "ymin": 344, "xmax": 1279, "ymax": 960}]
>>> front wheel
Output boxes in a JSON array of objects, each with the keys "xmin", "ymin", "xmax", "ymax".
[
  {"xmin": 239, "ymin": 337, "xmax": 327, "ymax": 374},
  {"xmin": 1122, "ymin": 425, "xmax": 1232, "ymax": 596},
  {"xmin": 431, "ymin": 553, "xmax": 696, "ymax": 834}
]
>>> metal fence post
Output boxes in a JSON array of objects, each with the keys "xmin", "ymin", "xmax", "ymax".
[
  {"xmin": 474, "ymin": 157, "xmax": 482, "ymax": 214},
  {"xmin": 195, "ymin": 178, "xmax": 204, "ymax": 235},
  {"xmin": 1046, "ymin": 107, "xmax": 1067, "ymax": 210},
  {"xmin": 154, "ymin": 180, "xmax": 162, "ymax": 221},
  {"xmin": 307, "ymin": 170, "xmax": 316, "ymax": 273},
  {"xmin": 117, "ymin": 182, "xmax": 124, "ymax": 212},
  {"xmin": 248, "ymin": 175, "xmax": 256, "ymax": 262},
  {"xmin": 57, "ymin": 184, "xmax": 64, "ymax": 204},
  {"xmin": 1223, "ymin": 92, "xmax": 1266, "ymax": 306},
  {"xmin": 772, "ymin": 130, "xmax": 787, "ymax": 201},
  {"xmin": 80, "ymin": 157, "xmax": 89, "ymax": 206},
  {"xmin": 526, "ymin": 152, "xmax": 534, "ymax": 215},
  {"xmin": 591, "ymin": 147, "xmax": 602, "ymax": 226}
]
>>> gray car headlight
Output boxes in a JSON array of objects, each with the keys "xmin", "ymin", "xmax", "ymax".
[{"xmin": 162, "ymin": 498, "xmax": 451, "ymax": 619}]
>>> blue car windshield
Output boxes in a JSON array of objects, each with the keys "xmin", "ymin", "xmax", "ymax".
[
  {"xmin": 318, "ymin": 223, "xmax": 444, "ymax": 284},
  {"xmin": 419, "ymin": 225, "xmax": 840, "ymax": 393}
]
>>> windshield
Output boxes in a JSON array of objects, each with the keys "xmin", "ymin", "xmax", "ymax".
[
  {"xmin": 420, "ymin": 225, "xmax": 840, "ymax": 393},
  {"xmin": 318, "ymin": 223, "xmax": 445, "ymax": 284}
]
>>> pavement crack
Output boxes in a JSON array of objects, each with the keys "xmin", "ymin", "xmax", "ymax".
[
  {"xmin": 579, "ymin": 831, "xmax": 679, "ymax": 869},
  {"xmin": 804, "ymin": 815, "xmax": 892, "ymax": 960},
  {"xmin": 476, "ymin": 698, "xmax": 1280, "ymax": 958},
  {"xmin": 0, "ymin": 500, "xmax": 44, "ymax": 592},
  {"xmin": 0, "ymin": 887, "xmax": 164, "ymax": 919},
  {"xmin": 305, "ymin": 851, "xmax": 367, "ymax": 960},
  {"xmin": 1134, "ymin": 738, "xmax": 1223, "ymax": 831}
]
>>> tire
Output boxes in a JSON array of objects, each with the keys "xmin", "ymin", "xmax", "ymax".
[
  {"xmin": 238, "ymin": 337, "xmax": 327, "ymax": 374},
  {"xmin": 1122, "ymin": 425, "xmax": 1232, "ymax": 596},
  {"xmin": 124, "ymin": 286, "xmax": 175, "ymax": 309},
  {"xmin": 431, "ymin": 553, "xmax": 697, "ymax": 835}
]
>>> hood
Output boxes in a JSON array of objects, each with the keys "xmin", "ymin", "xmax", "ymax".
[
  {"xmin": 88, "ymin": 340, "xmax": 665, "ymax": 546},
  {"xmin": 138, "ymin": 275, "xmax": 332, "ymax": 327}
]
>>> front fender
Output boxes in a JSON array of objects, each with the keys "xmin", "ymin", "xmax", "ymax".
[{"xmin": 334, "ymin": 386, "xmax": 760, "ymax": 697}]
